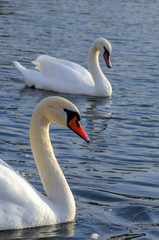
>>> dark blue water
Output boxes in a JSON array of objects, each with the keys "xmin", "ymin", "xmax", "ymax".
[{"xmin": 0, "ymin": 0, "xmax": 159, "ymax": 239}]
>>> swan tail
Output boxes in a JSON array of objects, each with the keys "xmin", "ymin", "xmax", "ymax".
[
  {"xmin": 14, "ymin": 61, "xmax": 27, "ymax": 72},
  {"xmin": 14, "ymin": 61, "xmax": 38, "ymax": 88}
]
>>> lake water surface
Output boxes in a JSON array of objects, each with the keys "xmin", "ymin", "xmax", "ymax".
[{"xmin": 0, "ymin": 0, "xmax": 159, "ymax": 239}]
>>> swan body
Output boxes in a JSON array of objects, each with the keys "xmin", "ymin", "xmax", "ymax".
[
  {"xmin": 0, "ymin": 96, "xmax": 89, "ymax": 230},
  {"xmin": 14, "ymin": 38, "xmax": 112, "ymax": 97}
]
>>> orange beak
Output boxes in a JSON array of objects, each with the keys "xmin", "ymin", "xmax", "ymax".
[
  {"xmin": 104, "ymin": 53, "xmax": 112, "ymax": 68},
  {"xmin": 68, "ymin": 117, "xmax": 89, "ymax": 143}
]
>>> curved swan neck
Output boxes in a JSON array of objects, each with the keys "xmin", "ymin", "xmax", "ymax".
[
  {"xmin": 30, "ymin": 106, "xmax": 75, "ymax": 219},
  {"xmin": 88, "ymin": 42, "xmax": 112, "ymax": 96},
  {"xmin": 88, "ymin": 44, "xmax": 101, "ymax": 79}
]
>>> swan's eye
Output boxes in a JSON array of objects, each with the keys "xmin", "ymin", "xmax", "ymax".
[
  {"xmin": 64, "ymin": 108, "xmax": 81, "ymax": 124},
  {"xmin": 103, "ymin": 47, "xmax": 109, "ymax": 58}
]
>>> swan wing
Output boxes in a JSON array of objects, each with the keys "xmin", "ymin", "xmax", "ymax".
[
  {"xmin": 15, "ymin": 58, "xmax": 95, "ymax": 94},
  {"xmin": 32, "ymin": 54, "xmax": 90, "ymax": 75},
  {"xmin": 38, "ymin": 61, "xmax": 94, "ymax": 94},
  {"xmin": 0, "ymin": 159, "xmax": 56, "ymax": 230}
]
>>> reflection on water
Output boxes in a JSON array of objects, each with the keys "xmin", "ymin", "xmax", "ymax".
[
  {"xmin": 0, "ymin": 222, "xmax": 75, "ymax": 240},
  {"xmin": 0, "ymin": 0, "xmax": 159, "ymax": 239}
]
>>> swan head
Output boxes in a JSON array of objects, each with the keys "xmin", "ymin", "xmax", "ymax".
[
  {"xmin": 37, "ymin": 96, "xmax": 89, "ymax": 142},
  {"xmin": 93, "ymin": 37, "xmax": 112, "ymax": 68}
]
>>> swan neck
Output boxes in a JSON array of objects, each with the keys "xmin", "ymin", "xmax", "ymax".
[
  {"xmin": 30, "ymin": 107, "xmax": 75, "ymax": 219},
  {"xmin": 88, "ymin": 43, "xmax": 112, "ymax": 96},
  {"xmin": 88, "ymin": 45, "xmax": 100, "ymax": 79}
]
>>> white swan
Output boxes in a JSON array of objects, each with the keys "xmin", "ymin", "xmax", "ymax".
[
  {"xmin": 14, "ymin": 38, "xmax": 112, "ymax": 97},
  {"xmin": 0, "ymin": 96, "xmax": 89, "ymax": 231}
]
